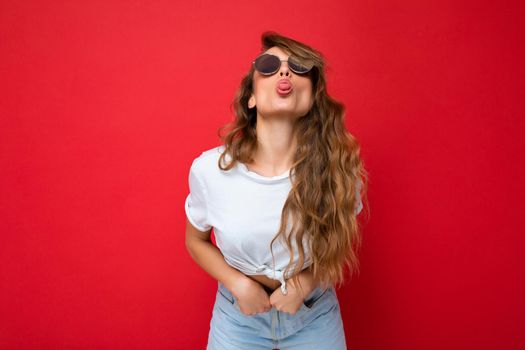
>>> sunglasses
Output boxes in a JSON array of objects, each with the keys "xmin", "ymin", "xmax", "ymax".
[{"xmin": 252, "ymin": 53, "xmax": 314, "ymax": 76}]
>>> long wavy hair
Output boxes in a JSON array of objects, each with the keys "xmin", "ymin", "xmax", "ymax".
[{"xmin": 217, "ymin": 31, "xmax": 369, "ymax": 292}]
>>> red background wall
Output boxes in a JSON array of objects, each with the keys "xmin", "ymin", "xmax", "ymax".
[{"xmin": 1, "ymin": 1, "xmax": 523, "ymax": 349}]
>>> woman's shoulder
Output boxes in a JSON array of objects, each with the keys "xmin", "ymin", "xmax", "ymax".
[{"xmin": 190, "ymin": 144, "xmax": 226, "ymax": 173}]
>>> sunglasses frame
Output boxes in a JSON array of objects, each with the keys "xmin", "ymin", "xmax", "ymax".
[{"xmin": 252, "ymin": 53, "xmax": 314, "ymax": 76}]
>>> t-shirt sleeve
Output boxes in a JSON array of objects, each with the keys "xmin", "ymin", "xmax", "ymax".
[
  {"xmin": 355, "ymin": 177, "xmax": 364, "ymax": 215},
  {"xmin": 184, "ymin": 160, "xmax": 212, "ymax": 232}
]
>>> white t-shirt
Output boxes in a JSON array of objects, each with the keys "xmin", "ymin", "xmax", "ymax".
[{"xmin": 184, "ymin": 145, "xmax": 363, "ymax": 294}]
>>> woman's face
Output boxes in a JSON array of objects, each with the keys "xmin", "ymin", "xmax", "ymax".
[{"xmin": 248, "ymin": 46, "xmax": 314, "ymax": 120}]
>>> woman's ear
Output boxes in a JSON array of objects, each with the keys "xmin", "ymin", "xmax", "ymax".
[{"xmin": 248, "ymin": 94, "xmax": 256, "ymax": 109}]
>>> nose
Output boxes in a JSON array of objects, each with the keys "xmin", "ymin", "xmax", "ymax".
[{"xmin": 279, "ymin": 59, "xmax": 291, "ymax": 77}]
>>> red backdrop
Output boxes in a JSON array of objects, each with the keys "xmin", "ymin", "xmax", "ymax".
[{"xmin": 1, "ymin": 1, "xmax": 523, "ymax": 349}]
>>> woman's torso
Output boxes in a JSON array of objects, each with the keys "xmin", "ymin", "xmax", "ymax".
[{"xmin": 188, "ymin": 145, "xmax": 313, "ymax": 292}]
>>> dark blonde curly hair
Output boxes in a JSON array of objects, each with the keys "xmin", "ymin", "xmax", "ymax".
[{"xmin": 216, "ymin": 31, "xmax": 368, "ymax": 292}]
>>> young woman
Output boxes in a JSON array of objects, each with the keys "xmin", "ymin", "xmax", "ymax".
[{"xmin": 185, "ymin": 31, "xmax": 368, "ymax": 349}]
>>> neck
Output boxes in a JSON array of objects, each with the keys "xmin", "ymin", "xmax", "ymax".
[{"xmin": 251, "ymin": 114, "xmax": 298, "ymax": 173}]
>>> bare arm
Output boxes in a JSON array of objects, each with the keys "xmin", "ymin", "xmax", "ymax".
[{"xmin": 185, "ymin": 218, "xmax": 252, "ymax": 295}]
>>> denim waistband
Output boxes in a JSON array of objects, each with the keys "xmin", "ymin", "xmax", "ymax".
[
  {"xmin": 215, "ymin": 280, "xmax": 338, "ymax": 341},
  {"xmin": 217, "ymin": 280, "xmax": 331, "ymax": 307}
]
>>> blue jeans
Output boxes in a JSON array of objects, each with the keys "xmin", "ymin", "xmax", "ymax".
[{"xmin": 207, "ymin": 281, "xmax": 347, "ymax": 349}]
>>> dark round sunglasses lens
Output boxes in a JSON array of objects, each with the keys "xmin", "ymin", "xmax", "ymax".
[{"xmin": 255, "ymin": 54, "xmax": 280, "ymax": 74}]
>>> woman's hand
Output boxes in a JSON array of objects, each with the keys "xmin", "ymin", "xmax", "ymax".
[
  {"xmin": 269, "ymin": 268, "xmax": 319, "ymax": 315},
  {"xmin": 268, "ymin": 281, "xmax": 306, "ymax": 316},
  {"xmin": 229, "ymin": 276, "xmax": 272, "ymax": 316}
]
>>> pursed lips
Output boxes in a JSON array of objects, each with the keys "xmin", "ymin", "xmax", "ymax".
[{"xmin": 276, "ymin": 79, "xmax": 293, "ymax": 96}]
